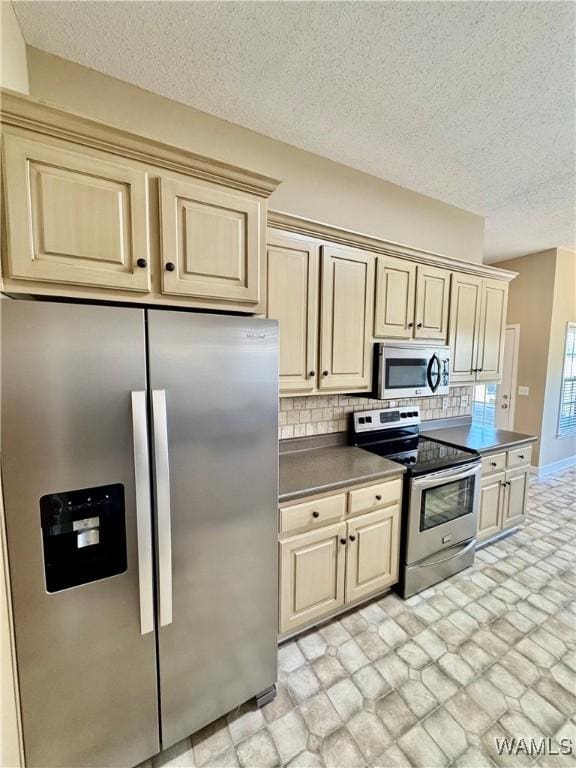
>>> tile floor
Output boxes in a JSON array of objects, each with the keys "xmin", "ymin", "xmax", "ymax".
[{"xmin": 149, "ymin": 467, "xmax": 576, "ymax": 768}]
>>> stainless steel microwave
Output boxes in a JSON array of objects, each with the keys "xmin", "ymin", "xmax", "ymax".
[{"xmin": 375, "ymin": 343, "xmax": 451, "ymax": 399}]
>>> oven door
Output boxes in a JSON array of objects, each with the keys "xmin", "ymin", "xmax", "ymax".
[
  {"xmin": 378, "ymin": 345, "xmax": 445, "ymax": 399},
  {"xmin": 406, "ymin": 462, "xmax": 481, "ymax": 565}
]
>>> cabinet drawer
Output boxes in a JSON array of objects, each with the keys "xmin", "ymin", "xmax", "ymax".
[
  {"xmin": 507, "ymin": 445, "xmax": 532, "ymax": 468},
  {"xmin": 280, "ymin": 493, "xmax": 346, "ymax": 535},
  {"xmin": 348, "ymin": 478, "xmax": 402, "ymax": 516},
  {"xmin": 481, "ymin": 452, "xmax": 506, "ymax": 475}
]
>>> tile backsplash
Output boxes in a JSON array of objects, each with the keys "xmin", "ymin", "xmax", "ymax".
[{"xmin": 279, "ymin": 386, "xmax": 474, "ymax": 440}]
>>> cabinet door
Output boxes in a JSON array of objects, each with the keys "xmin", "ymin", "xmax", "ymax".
[
  {"xmin": 2, "ymin": 133, "xmax": 150, "ymax": 292},
  {"xmin": 279, "ymin": 522, "xmax": 346, "ymax": 634},
  {"xmin": 159, "ymin": 175, "xmax": 264, "ymax": 303},
  {"xmin": 345, "ymin": 506, "xmax": 400, "ymax": 603},
  {"xmin": 374, "ymin": 256, "xmax": 416, "ymax": 338},
  {"xmin": 502, "ymin": 468, "xmax": 528, "ymax": 531},
  {"xmin": 449, "ymin": 274, "xmax": 483, "ymax": 382},
  {"xmin": 266, "ymin": 233, "xmax": 319, "ymax": 394},
  {"xmin": 477, "ymin": 279, "xmax": 508, "ymax": 382},
  {"xmin": 414, "ymin": 266, "xmax": 451, "ymax": 340},
  {"xmin": 319, "ymin": 246, "xmax": 375, "ymax": 391},
  {"xmin": 477, "ymin": 472, "xmax": 504, "ymax": 542}
]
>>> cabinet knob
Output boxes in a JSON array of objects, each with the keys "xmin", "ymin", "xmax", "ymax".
[
  {"xmin": 308, "ymin": 371, "xmax": 316, "ymax": 378},
  {"xmin": 375, "ymin": 494, "xmax": 382, "ymax": 501},
  {"xmin": 340, "ymin": 538, "xmax": 347, "ymax": 545},
  {"xmin": 477, "ymin": 368, "xmax": 482, "ymax": 373},
  {"xmin": 518, "ymin": 455, "xmax": 525, "ymax": 460},
  {"xmin": 407, "ymin": 322, "xmax": 414, "ymax": 328},
  {"xmin": 312, "ymin": 510, "xmax": 320, "ymax": 518},
  {"xmin": 165, "ymin": 262, "xmax": 176, "ymax": 272},
  {"xmin": 349, "ymin": 535, "xmax": 356, "ymax": 542},
  {"xmin": 322, "ymin": 371, "xmax": 329, "ymax": 377},
  {"xmin": 136, "ymin": 258, "xmax": 147, "ymax": 268},
  {"xmin": 490, "ymin": 461, "xmax": 497, "ymax": 467},
  {"xmin": 417, "ymin": 322, "xmax": 423, "ymax": 328}
]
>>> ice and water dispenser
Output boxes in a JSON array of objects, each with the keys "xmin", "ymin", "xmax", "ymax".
[{"xmin": 40, "ymin": 484, "xmax": 127, "ymax": 592}]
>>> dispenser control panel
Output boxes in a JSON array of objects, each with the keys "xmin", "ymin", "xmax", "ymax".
[{"xmin": 40, "ymin": 484, "xmax": 127, "ymax": 592}]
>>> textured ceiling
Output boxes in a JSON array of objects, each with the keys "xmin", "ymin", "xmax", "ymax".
[{"xmin": 12, "ymin": 1, "xmax": 576, "ymax": 262}]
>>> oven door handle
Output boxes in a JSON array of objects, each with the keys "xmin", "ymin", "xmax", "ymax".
[
  {"xmin": 411, "ymin": 461, "xmax": 481, "ymax": 489},
  {"xmin": 427, "ymin": 353, "xmax": 441, "ymax": 393},
  {"xmin": 411, "ymin": 538, "xmax": 476, "ymax": 568}
]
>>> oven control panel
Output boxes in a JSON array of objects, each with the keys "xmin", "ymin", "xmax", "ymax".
[{"xmin": 353, "ymin": 407, "xmax": 420, "ymax": 433}]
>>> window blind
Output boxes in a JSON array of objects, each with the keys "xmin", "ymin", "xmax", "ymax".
[{"xmin": 558, "ymin": 322, "xmax": 576, "ymax": 437}]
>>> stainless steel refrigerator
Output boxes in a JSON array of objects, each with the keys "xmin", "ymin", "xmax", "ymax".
[{"xmin": 1, "ymin": 300, "xmax": 279, "ymax": 768}]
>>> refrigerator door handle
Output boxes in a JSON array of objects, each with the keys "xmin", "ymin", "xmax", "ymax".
[
  {"xmin": 152, "ymin": 389, "xmax": 173, "ymax": 627},
  {"xmin": 130, "ymin": 391, "xmax": 155, "ymax": 635}
]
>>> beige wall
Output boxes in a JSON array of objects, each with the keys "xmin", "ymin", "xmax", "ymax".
[
  {"xmin": 26, "ymin": 48, "xmax": 485, "ymax": 264},
  {"xmin": 540, "ymin": 249, "xmax": 576, "ymax": 468},
  {"xmin": 0, "ymin": 2, "xmax": 28, "ymax": 94},
  {"xmin": 499, "ymin": 249, "xmax": 576, "ymax": 470}
]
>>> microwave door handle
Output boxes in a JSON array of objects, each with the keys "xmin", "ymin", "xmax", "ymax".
[
  {"xmin": 131, "ymin": 391, "xmax": 155, "ymax": 635},
  {"xmin": 427, "ymin": 354, "xmax": 441, "ymax": 392},
  {"xmin": 152, "ymin": 389, "xmax": 173, "ymax": 627}
]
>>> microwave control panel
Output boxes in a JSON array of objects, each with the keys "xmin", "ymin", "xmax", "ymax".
[{"xmin": 40, "ymin": 483, "xmax": 127, "ymax": 593}]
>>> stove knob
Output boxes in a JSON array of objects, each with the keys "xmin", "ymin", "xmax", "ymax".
[
  {"xmin": 410, "ymin": 457, "xmax": 416, "ymax": 463},
  {"xmin": 400, "ymin": 413, "xmax": 407, "ymax": 418}
]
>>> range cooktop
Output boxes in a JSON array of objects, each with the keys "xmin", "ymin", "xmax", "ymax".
[{"xmin": 351, "ymin": 407, "xmax": 479, "ymax": 476}]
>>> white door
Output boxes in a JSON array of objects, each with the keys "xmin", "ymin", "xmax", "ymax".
[{"xmin": 495, "ymin": 325, "xmax": 519, "ymax": 430}]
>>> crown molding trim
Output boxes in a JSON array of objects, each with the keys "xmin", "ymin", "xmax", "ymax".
[
  {"xmin": 0, "ymin": 88, "xmax": 281, "ymax": 197},
  {"xmin": 268, "ymin": 210, "xmax": 517, "ymax": 281}
]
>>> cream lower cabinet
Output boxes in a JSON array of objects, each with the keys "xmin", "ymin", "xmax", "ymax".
[
  {"xmin": 374, "ymin": 257, "xmax": 450, "ymax": 341},
  {"xmin": 345, "ymin": 506, "xmax": 400, "ymax": 603},
  {"xmin": 478, "ymin": 471, "xmax": 505, "ymax": 542},
  {"xmin": 477, "ymin": 445, "xmax": 531, "ymax": 544},
  {"xmin": 450, "ymin": 274, "xmax": 508, "ymax": 383},
  {"xmin": 279, "ymin": 522, "xmax": 347, "ymax": 635},
  {"xmin": 501, "ymin": 466, "xmax": 529, "ymax": 531},
  {"xmin": 279, "ymin": 477, "xmax": 402, "ymax": 636}
]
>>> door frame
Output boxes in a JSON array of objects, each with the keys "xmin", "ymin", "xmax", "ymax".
[{"xmin": 496, "ymin": 324, "xmax": 520, "ymax": 430}]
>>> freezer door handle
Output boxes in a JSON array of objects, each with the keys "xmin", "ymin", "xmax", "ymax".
[
  {"xmin": 131, "ymin": 391, "xmax": 155, "ymax": 635},
  {"xmin": 152, "ymin": 389, "xmax": 173, "ymax": 627}
]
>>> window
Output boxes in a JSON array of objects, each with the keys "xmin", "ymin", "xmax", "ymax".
[
  {"xmin": 472, "ymin": 383, "xmax": 497, "ymax": 428},
  {"xmin": 558, "ymin": 322, "xmax": 576, "ymax": 437}
]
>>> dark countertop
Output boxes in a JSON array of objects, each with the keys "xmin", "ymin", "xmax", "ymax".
[
  {"xmin": 279, "ymin": 445, "xmax": 405, "ymax": 503},
  {"xmin": 421, "ymin": 424, "xmax": 537, "ymax": 454}
]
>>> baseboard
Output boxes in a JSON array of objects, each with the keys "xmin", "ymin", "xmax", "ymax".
[{"xmin": 531, "ymin": 455, "xmax": 576, "ymax": 478}]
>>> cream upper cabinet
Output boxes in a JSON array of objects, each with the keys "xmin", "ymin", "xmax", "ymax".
[
  {"xmin": 319, "ymin": 245, "xmax": 375, "ymax": 391},
  {"xmin": 266, "ymin": 233, "xmax": 319, "ymax": 395},
  {"xmin": 477, "ymin": 472, "xmax": 504, "ymax": 542},
  {"xmin": 414, "ymin": 266, "xmax": 450, "ymax": 340},
  {"xmin": 345, "ymin": 506, "xmax": 400, "ymax": 603},
  {"xmin": 374, "ymin": 256, "xmax": 416, "ymax": 338},
  {"xmin": 279, "ymin": 522, "xmax": 346, "ymax": 634},
  {"xmin": 476, "ymin": 279, "xmax": 508, "ymax": 382},
  {"xmin": 2, "ymin": 133, "xmax": 151, "ymax": 292},
  {"xmin": 449, "ymin": 274, "xmax": 483, "ymax": 382},
  {"xmin": 374, "ymin": 258, "xmax": 449, "ymax": 341},
  {"xmin": 449, "ymin": 275, "xmax": 508, "ymax": 383},
  {"xmin": 159, "ymin": 175, "xmax": 264, "ymax": 304}
]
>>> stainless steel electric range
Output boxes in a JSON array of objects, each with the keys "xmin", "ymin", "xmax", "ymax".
[{"xmin": 351, "ymin": 407, "xmax": 481, "ymax": 598}]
